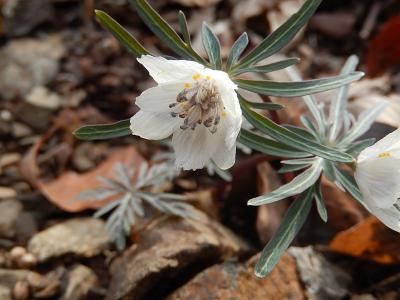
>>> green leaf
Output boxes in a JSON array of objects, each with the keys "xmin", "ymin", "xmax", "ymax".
[
  {"xmin": 322, "ymin": 159, "xmax": 336, "ymax": 182},
  {"xmin": 300, "ymin": 115, "xmax": 319, "ymax": 140},
  {"xmin": 314, "ymin": 179, "xmax": 328, "ymax": 222},
  {"xmin": 95, "ymin": 10, "xmax": 150, "ymax": 57},
  {"xmin": 129, "ymin": 0, "xmax": 207, "ymax": 64},
  {"xmin": 240, "ymin": 98, "xmax": 354, "ymax": 163},
  {"xmin": 254, "ymin": 187, "xmax": 314, "ymax": 277},
  {"xmin": 334, "ymin": 167, "xmax": 364, "ymax": 203},
  {"xmin": 238, "ymin": 129, "xmax": 311, "ymax": 158},
  {"xmin": 248, "ymin": 159, "xmax": 322, "ymax": 206},
  {"xmin": 226, "ymin": 32, "xmax": 249, "ymax": 71},
  {"xmin": 73, "ymin": 119, "xmax": 131, "ymax": 140},
  {"xmin": 345, "ymin": 138, "xmax": 375, "ymax": 157},
  {"xmin": 236, "ymin": 0, "xmax": 321, "ymax": 69},
  {"xmin": 278, "ymin": 163, "xmax": 310, "ymax": 174},
  {"xmin": 240, "ymin": 97, "xmax": 284, "ymax": 110},
  {"xmin": 235, "ymin": 72, "xmax": 364, "ymax": 98},
  {"xmin": 202, "ymin": 23, "xmax": 222, "ymax": 69},
  {"xmin": 234, "ymin": 58, "xmax": 299, "ymax": 75},
  {"xmin": 178, "ymin": 11, "xmax": 191, "ymax": 45},
  {"xmin": 328, "ymin": 55, "xmax": 359, "ymax": 140},
  {"xmin": 283, "ymin": 124, "xmax": 316, "ymax": 141},
  {"xmin": 281, "ymin": 158, "xmax": 317, "ymax": 165}
]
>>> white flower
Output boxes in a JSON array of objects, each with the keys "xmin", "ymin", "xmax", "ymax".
[
  {"xmin": 355, "ymin": 128, "xmax": 400, "ymax": 232},
  {"xmin": 130, "ymin": 55, "xmax": 242, "ymax": 170}
]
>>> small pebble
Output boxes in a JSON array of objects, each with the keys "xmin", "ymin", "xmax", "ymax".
[
  {"xmin": 13, "ymin": 281, "xmax": 29, "ymax": 300},
  {"xmin": 10, "ymin": 247, "xmax": 27, "ymax": 261}
]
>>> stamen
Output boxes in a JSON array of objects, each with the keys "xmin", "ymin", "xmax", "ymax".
[
  {"xmin": 378, "ymin": 152, "xmax": 391, "ymax": 158},
  {"xmin": 169, "ymin": 77, "xmax": 224, "ymax": 134}
]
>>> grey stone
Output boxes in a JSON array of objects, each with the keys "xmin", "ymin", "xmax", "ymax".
[
  {"xmin": 0, "ymin": 285, "xmax": 11, "ymax": 300},
  {"xmin": 28, "ymin": 218, "xmax": 111, "ymax": 262},
  {"xmin": 61, "ymin": 264, "xmax": 98, "ymax": 300},
  {"xmin": 0, "ymin": 199, "xmax": 23, "ymax": 238}
]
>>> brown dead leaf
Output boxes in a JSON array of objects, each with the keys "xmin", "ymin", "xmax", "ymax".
[
  {"xmin": 366, "ymin": 16, "xmax": 400, "ymax": 77},
  {"xmin": 38, "ymin": 146, "xmax": 145, "ymax": 212},
  {"xmin": 329, "ymin": 216, "xmax": 400, "ymax": 264}
]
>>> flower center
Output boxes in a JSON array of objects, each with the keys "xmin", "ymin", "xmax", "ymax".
[{"xmin": 169, "ymin": 77, "xmax": 225, "ymax": 134}]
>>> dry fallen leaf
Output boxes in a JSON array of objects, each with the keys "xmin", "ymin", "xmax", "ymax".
[
  {"xmin": 329, "ymin": 216, "xmax": 400, "ymax": 264},
  {"xmin": 38, "ymin": 146, "xmax": 145, "ymax": 212},
  {"xmin": 366, "ymin": 16, "xmax": 400, "ymax": 76}
]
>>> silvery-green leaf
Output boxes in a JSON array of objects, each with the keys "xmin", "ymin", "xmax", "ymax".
[
  {"xmin": 286, "ymin": 67, "xmax": 325, "ymax": 134},
  {"xmin": 129, "ymin": 0, "xmax": 206, "ymax": 64},
  {"xmin": 235, "ymin": 58, "xmax": 299, "ymax": 75},
  {"xmin": 240, "ymin": 96, "xmax": 284, "ymax": 110},
  {"xmin": 345, "ymin": 138, "xmax": 376, "ymax": 157},
  {"xmin": 226, "ymin": 32, "xmax": 248, "ymax": 71},
  {"xmin": 254, "ymin": 187, "xmax": 314, "ymax": 277},
  {"xmin": 314, "ymin": 180, "xmax": 328, "ymax": 222},
  {"xmin": 339, "ymin": 101, "xmax": 387, "ymax": 146},
  {"xmin": 95, "ymin": 10, "xmax": 150, "ymax": 57},
  {"xmin": 236, "ymin": 0, "xmax": 321, "ymax": 69},
  {"xmin": 202, "ymin": 23, "xmax": 222, "ymax": 69},
  {"xmin": 94, "ymin": 199, "xmax": 122, "ymax": 218},
  {"xmin": 283, "ymin": 124, "xmax": 316, "ymax": 141},
  {"xmin": 240, "ymin": 99, "xmax": 354, "ymax": 163},
  {"xmin": 322, "ymin": 159, "xmax": 336, "ymax": 182},
  {"xmin": 334, "ymin": 167, "xmax": 363, "ymax": 203},
  {"xmin": 248, "ymin": 159, "xmax": 322, "ymax": 206},
  {"xmin": 328, "ymin": 55, "xmax": 359, "ymax": 141},
  {"xmin": 74, "ymin": 119, "xmax": 131, "ymax": 140},
  {"xmin": 74, "ymin": 188, "xmax": 118, "ymax": 201},
  {"xmin": 281, "ymin": 158, "xmax": 317, "ymax": 165},
  {"xmin": 239, "ymin": 129, "xmax": 311, "ymax": 158},
  {"xmin": 235, "ymin": 72, "xmax": 364, "ymax": 98},
  {"xmin": 278, "ymin": 163, "xmax": 310, "ymax": 174},
  {"xmin": 300, "ymin": 115, "xmax": 319, "ymax": 140},
  {"xmin": 178, "ymin": 11, "xmax": 191, "ymax": 45}
]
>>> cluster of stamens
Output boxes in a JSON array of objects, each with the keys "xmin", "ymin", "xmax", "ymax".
[{"xmin": 169, "ymin": 75, "xmax": 225, "ymax": 134}]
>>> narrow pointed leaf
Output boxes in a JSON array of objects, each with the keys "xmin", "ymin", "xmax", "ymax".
[
  {"xmin": 236, "ymin": 0, "xmax": 321, "ymax": 69},
  {"xmin": 254, "ymin": 187, "xmax": 314, "ymax": 277},
  {"xmin": 238, "ymin": 129, "xmax": 310, "ymax": 158},
  {"xmin": 95, "ymin": 10, "xmax": 150, "ymax": 57},
  {"xmin": 300, "ymin": 115, "xmax": 319, "ymax": 139},
  {"xmin": 322, "ymin": 159, "xmax": 336, "ymax": 182},
  {"xmin": 328, "ymin": 55, "xmax": 359, "ymax": 140},
  {"xmin": 334, "ymin": 167, "xmax": 363, "ymax": 203},
  {"xmin": 283, "ymin": 124, "xmax": 316, "ymax": 141},
  {"xmin": 178, "ymin": 11, "xmax": 191, "ymax": 45},
  {"xmin": 235, "ymin": 72, "xmax": 364, "ymax": 97},
  {"xmin": 281, "ymin": 158, "xmax": 317, "ymax": 165},
  {"xmin": 202, "ymin": 23, "xmax": 222, "ymax": 69},
  {"xmin": 240, "ymin": 97, "xmax": 284, "ymax": 110},
  {"xmin": 226, "ymin": 32, "xmax": 249, "ymax": 71},
  {"xmin": 248, "ymin": 159, "xmax": 322, "ymax": 206},
  {"xmin": 314, "ymin": 180, "xmax": 328, "ymax": 222},
  {"xmin": 235, "ymin": 58, "xmax": 299, "ymax": 75},
  {"xmin": 129, "ymin": 0, "xmax": 206, "ymax": 64},
  {"xmin": 278, "ymin": 163, "xmax": 310, "ymax": 174},
  {"xmin": 73, "ymin": 119, "xmax": 131, "ymax": 140},
  {"xmin": 345, "ymin": 138, "xmax": 376, "ymax": 157},
  {"xmin": 240, "ymin": 98, "xmax": 354, "ymax": 162},
  {"xmin": 339, "ymin": 101, "xmax": 387, "ymax": 146}
]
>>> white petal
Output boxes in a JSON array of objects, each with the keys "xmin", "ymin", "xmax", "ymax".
[
  {"xmin": 137, "ymin": 55, "xmax": 204, "ymax": 84},
  {"xmin": 135, "ymin": 83, "xmax": 183, "ymax": 113},
  {"xmin": 130, "ymin": 111, "xmax": 179, "ymax": 140},
  {"xmin": 172, "ymin": 126, "xmax": 217, "ymax": 170},
  {"xmin": 355, "ymin": 156, "xmax": 400, "ymax": 208},
  {"xmin": 358, "ymin": 128, "xmax": 400, "ymax": 162},
  {"xmin": 212, "ymin": 143, "xmax": 236, "ymax": 170},
  {"xmin": 365, "ymin": 204, "xmax": 400, "ymax": 232}
]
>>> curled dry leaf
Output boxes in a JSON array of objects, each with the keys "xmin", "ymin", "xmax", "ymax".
[
  {"xmin": 39, "ymin": 147, "xmax": 145, "ymax": 212},
  {"xmin": 329, "ymin": 216, "xmax": 400, "ymax": 264}
]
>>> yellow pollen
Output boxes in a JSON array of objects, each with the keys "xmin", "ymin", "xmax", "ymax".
[
  {"xmin": 192, "ymin": 73, "xmax": 201, "ymax": 80},
  {"xmin": 378, "ymin": 152, "xmax": 391, "ymax": 158},
  {"xmin": 184, "ymin": 83, "xmax": 191, "ymax": 88},
  {"xmin": 205, "ymin": 75, "xmax": 212, "ymax": 80},
  {"xmin": 221, "ymin": 111, "xmax": 227, "ymax": 118}
]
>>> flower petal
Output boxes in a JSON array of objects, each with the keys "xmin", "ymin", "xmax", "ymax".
[
  {"xmin": 172, "ymin": 126, "xmax": 217, "ymax": 170},
  {"xmin": 135, "ymin": 82, "xmax": 183, "ymax": 113},
  {"xmin": 365, "ymin": 204, "xmax": 400, "ymax": 232},
  {"xmin": 212, "ymin": 143, "xmax": 236, "ymax": 170},
  {"xmin": 358, "ymin": 128, "xmax": 400, "ymax": 162},
  {"xmin": 355, "ymin": 156, "xmax": 400, "ymax": 208},
  {"xmin": 137, "ymin": 55, "xmax": 204, "ymax": 84},
  {"xmin": 130, "ymin": 111, "xmax": 179, "ymax": 140}
]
